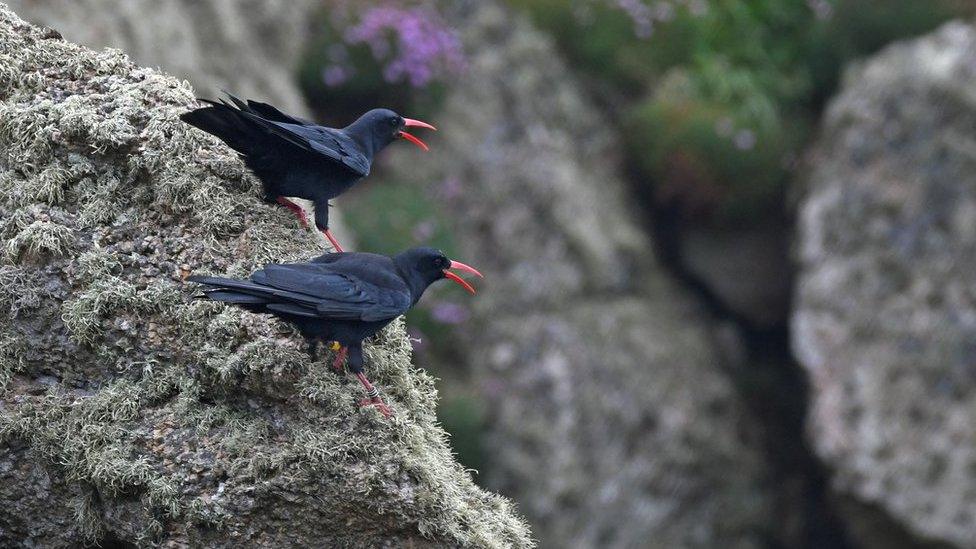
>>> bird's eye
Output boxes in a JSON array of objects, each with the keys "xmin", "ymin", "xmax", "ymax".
[{"xmin": 389, "ymin": 117, "xmax": 399, "ymax": 127}]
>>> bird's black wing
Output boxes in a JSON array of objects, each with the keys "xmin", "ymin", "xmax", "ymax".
[
  {"xmin": 217, "ymin": 92, "xmax": 313, "ymax": 126},
  {"xmin": 244, "ymin": 99, "xmax": 314, "ymax": 126},
  {"xmin": 251, "ymin": 260, "xmax": 410, "ymax": 322},
  {"xmin": 238, "ymin": 113, "xmax": 370, "ymax": 177}
]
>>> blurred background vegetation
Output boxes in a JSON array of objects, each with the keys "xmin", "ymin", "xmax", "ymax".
[
  {"xmin": 304, "ymin": 0, "xmax": 972, "ymax": 227},
  {"xmin": 295, "ymin": 0, "xmax": 976, "ymax": 480}
]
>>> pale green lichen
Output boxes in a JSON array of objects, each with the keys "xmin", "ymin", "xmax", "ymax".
[
  {"xmin": 0, "ymin": 3, "xmax": 531, "ymax": 547},
  {"xmin": 4, "ymin": 219, "xmax": 75, "ymax": 261}
]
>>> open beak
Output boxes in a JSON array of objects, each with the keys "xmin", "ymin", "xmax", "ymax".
[
  {"xmin": 443, "ymin": 259, "xmax": 483, "ymax": 295},
  {"xmin": 397, "ymin": 117, "xmax": 437, "ymax": 152}
]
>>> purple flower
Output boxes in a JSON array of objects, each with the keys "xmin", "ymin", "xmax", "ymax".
[
  {"xmin": 322, "ymin": 65, "xmax": 352, "ymax": 87},
  {"xmin": 733, "ymin": 129, "xmax": 756, "ymax": 151},
  {"xmin": 438, "ymin": 177, "xmax": 463, "ymax": 201},
  {"xmin": 614, "ymin": 0, "xmax": 655, "ymax": 38},
  {"xmin": 590, "ymin": 0, "xmax": 710, "ymax": 39},
  {"xmin": 331, "ymin": 4, "xmax": 466, "ymax": 89},
  {"xmin": 430, "ymin": 302, "xmax": 469, "ymax": 325},
  {"xmin": 412, "ymin": 219, "xmax": 436, "ymax": 242},
  {"xmin": 806, "ymin": 0, "xmax": 833, "ymax": 20}
]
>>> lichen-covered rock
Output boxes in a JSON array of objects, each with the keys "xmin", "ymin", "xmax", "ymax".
[
  {"xmin": 794, "ymin": 21, "xmax": 976, "ymax": 548},
  {"xmin": 0, "ymin": 4, "xmax": 531, "ymax": 547},
  {"xmin": 383, "ymin": 3, "xmax": 773, "ymax": 547}
]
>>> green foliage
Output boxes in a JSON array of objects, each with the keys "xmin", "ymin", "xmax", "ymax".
[
  {"xmin": 437, "ymin": 393, "xmax": 489, "ymax": 477},
  {"xmin": 802, "ymin": 0, "xmax": 966, "ymax": 104},
  {"xmin": 509, "ymin": 0, "xmax": 970, "ymax": 223},
  {"xmin": 298, "ymin": 3, "xmax": 454, "ymax": 121},
  {"xmin": 343, "ymin": 179, "xmax": 458, "ymax": 257}
]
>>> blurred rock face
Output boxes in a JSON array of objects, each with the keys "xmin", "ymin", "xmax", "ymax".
[
  {"xmin": 794, "ymin": 21, "xmax": 976, "ymax": 547},
  {"xmin": 386, "ymin": 3, "xmax": 773, "ymax": 547},
  {"xmin": 7, "ymin": 0, "xmax": 314, "ymax": 115}
]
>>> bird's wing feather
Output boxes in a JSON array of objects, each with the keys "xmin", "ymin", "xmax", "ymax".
[
  {"xmin": 244, "ymin": 99, "xmax": 313, "ymax": 125},
  {"xmin": 287, "ymin": 124, "xmax": 371, "ymax": 177},
  {"xmin": 189, "ymin": 275, "xmax": 320, "ymax": 312},
  {"xmin": 218, "ymin": 92, "xmax": 313, "ymax": 125},
  {"xmin": 253, "ymin": 263, "xmax": 410, "ymax": 321},
  {"xmin": 266, "ymin": 302, "xmax": 321, "ymax": 318},
  {"xmin": 203, "ymin": 290, "xmax": 268, "ymax": 304},
  {"xmin": 185, "ymin": 93, "xmax": 368, "ymax": 177},
  {"xmin": 234, "ymin": 112, "xmax": 369, "ymax": 177}
]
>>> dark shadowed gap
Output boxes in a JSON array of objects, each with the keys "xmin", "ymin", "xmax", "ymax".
[
  {"xmin": 84, "ymin": 531, "xmax": 137, "ymax": 549},
  {"xmin": 634, "ymin": 167, "xmax": 855, "ymax": 549}
]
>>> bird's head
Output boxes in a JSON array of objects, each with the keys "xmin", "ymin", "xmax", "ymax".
[
  {"xmin": 393, "ymin": 247, "xmax": 483, "ymax": 303},
  {"xmin": 347, "ymin": 108, "xmax": 437, "ymax": 154}
]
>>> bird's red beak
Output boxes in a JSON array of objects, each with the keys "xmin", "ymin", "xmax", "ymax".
[
  {"xmin": 443, "ymin": 259, "xmax": 483, "ymax": 295},
  {"xmin": 398, "ymin": 117, "xmax": 437, "ymax": 152}
]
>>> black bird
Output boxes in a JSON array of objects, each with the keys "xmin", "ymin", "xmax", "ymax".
[
  {"xmin": 188, "ymin": 247, "xmax": 482, "ymax": 417},
  {"xmin": 180, "ymin": 93, "xmax": 436, "ymax": 252}
]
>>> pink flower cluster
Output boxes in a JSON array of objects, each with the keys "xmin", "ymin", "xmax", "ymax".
[
  {"xmin": 602, "ymin": 0, "xmax": 708, "ymax": 38},
  {"xmin": 324, "ymin": 4, "xmax": 466, "ymax": 89}
]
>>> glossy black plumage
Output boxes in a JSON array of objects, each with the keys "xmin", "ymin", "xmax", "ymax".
[
  {"xmin": 188, "ymin": 247, "xmax": 481, "ymax": 416},
  {"xmin": 180, "ymin": 93, "xmax": 435, "ymax": 251}
]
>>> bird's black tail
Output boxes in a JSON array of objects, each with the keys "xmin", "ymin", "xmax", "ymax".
[
  {"xmin": 187, "ymin": 275, "xmax": 321, "ymax": 318},
  {"xmin": 187, "ymin": 275, "xmax": 273, "ymax": 311},
  {"xmin": 180, "ymin": 97, "xmax": 259, "ymax": 155}
]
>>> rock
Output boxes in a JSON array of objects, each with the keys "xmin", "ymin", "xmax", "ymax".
[
  {"xmin": 5, "ymin": 0, "xmax": 313, "ymax": 114},
  {"xmin": 0, "ymin": 4, "xmax": 531, "ymax": 547},
  {"xmin": 681, "ymin": 223, "xmax": 793, "ymax": 328},
  {"xmin": 6, "ymin": 0, "xmax": 352, "ymax": 245},
  {"xmin": 383, "ymin": 3, "xmax": 773, "ymax": 547},
  {"xmin": 793, "ymin": 21, "xmax": 976, "ymax": 548}
]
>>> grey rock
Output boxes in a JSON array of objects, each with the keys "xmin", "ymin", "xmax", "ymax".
[
  {"xmin": 0, "ymin": 4, "xmax": 531, "ymax": 547},
  {"xmin": 6, "ymin": 0, "xmax": 313, "ymax": 114},
  {"xmin": 682, "ymin": 224, "xmax": 793, "ymax": 328},
  {"xmin": 793, "ymin": 20, "xmax": 976, "ymax": 548},
  {"xmin": 384, "ymin": 3, "xmax": 773, "ymax": 547}
]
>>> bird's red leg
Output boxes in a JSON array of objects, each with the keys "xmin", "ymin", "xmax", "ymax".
[
  {"xmin": 355, "ymin": 372, "xmax": 392, "ymax": 417},
  {"xmin": 331, "ymin": 345, "xmax": 347, "ymax": 373},
  {"xmin": 322, "ymin": 228, "xmax": 344, "ymax": 253},
  {"xmin": 275, "ymin": 196, "xmax": 310, "ymax": 229}
]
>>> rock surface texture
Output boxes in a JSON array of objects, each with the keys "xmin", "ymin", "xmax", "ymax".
[
  {"xmin": 385, "ymin": 3, "xmax": 773, "ymax": 548},
  {"xmin": 794, "ymin": 21, "xmax": 976, "ymax": 548},
  {"xmin": 0, "ymin": 4, "xmax": 531, "ymax": 547}
]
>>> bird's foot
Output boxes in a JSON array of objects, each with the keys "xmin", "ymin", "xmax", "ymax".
[
  {"xmin": 354, "ymin": 372, "xmax": 391, "ymax": 418},
  {"xmin": 275, "ymin": 196, "xmax": 310, "ymax": 229},
  {"xmin": 358, "ymin": 397, "xmax": 393, "ymax": 418},
  {"xmin": 330, "ymin": 345, "xmax": 347, "ymax": 374},
  {"xmin": 321, "ymin": 228, "xmax": 344, "ymax": 253}
]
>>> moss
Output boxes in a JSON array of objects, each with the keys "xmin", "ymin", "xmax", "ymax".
[{"xmin": 0, "ymin": 4, "xmax": 531, "ymax": 547}]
